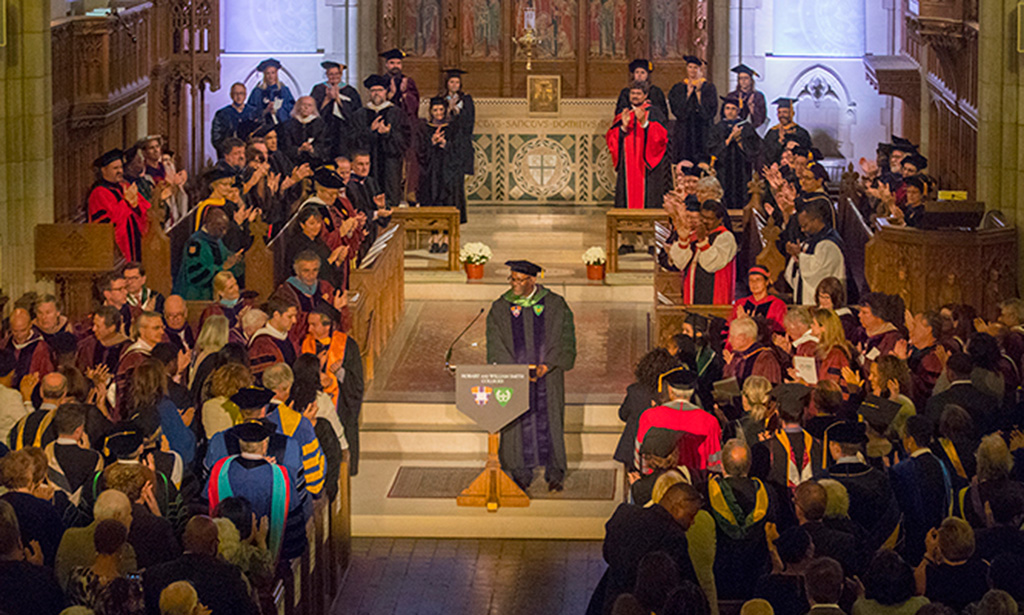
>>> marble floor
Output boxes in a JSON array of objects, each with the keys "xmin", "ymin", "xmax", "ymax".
[{"xmin": 332, "ymin": 537, "xmax": 605, "ymax": 615}]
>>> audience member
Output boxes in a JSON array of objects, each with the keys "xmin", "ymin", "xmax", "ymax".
[
  {"xmin": 0, "ymin": 448, "xmax": 65, "ymax": 566},
  {"xmin": 66, "ymin": 518, "xmax": 144, "ymax": 615},
  {"xmin": 55, "ymin": 489, "xmax": 137, "ymax": 591},
  {"xmin": 915, "ymin": 517, "xmax": 990, "ymax": 613},
  {"xmin": 852, "ymin": 550, "xmax": 928, "ymax": 615},
  {"xmin": 0, "ymin": 499, "xmax": 66, "ymax": 615},
  {"xmin": 105, "ymin": 463, "xmax": 181, "ymax": 570}
]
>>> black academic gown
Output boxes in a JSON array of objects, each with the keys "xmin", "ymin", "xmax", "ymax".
[
  {"xmin": 445, "ymin": 92, "xmax": 476, "ymax": 175},
  {"xmin": 417, "ymin": 120, "xmax": 467, "ymax": 223},
  {"xmin": 353, "ymin": 102, "xmax": 411, "ymax": 207},
  {"xmin": 278, "ymin": 116, "xmax": 330, "ymax": 168},
  {"xmin": 762, "ymin": 123, "xmax": 813, "ymax": 167},
  {"xmin": 346, "ymin": 174, "xmax": 387, "ymax": 261},
  {"xmin": 708, "ymin": 119, "xmax": 762, "ymax": 208},
  {"xmin": 486, "ymin": 286, "xmax": 576, "ymax": 488},
  {"xmin": 824, "ymin": 460, "xmax": 901, "ymax": 551},
  {"xmin": 211, "ymin": 105, "xmax": 254, "ymax": 152},
  {"xmin": 586, "ymin": 503, "xmax": 698, "ymax": 615},
  {"xmin": 889, "ymin": 451, "xmax": 952, "ymax": 563},
  {"xmin": 616, "ymin": 85, "xmax": 668, "ymax": 117},
  {"xmin": 668, "ymin": 80, "xmax": 718, "ymax": 164},
  {"xmin": 311, "ymin": 82, "xmax": 363, "ymax": 159}
]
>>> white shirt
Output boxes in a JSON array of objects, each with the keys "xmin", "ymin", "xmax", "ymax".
[
  {"xmin": 785, "ymin": 237, "xmax": 845, "ymax": 305},
  {"xmin": 0, "ymin": 384, "xmax": 28, "ymax": 446}
]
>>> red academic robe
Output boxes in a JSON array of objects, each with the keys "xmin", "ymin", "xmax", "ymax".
[
  {"xmin": 731, "ymin": 294, "xmax": 787, "ymax": 334},
  {"xmin": 679, "ymin": 226, "xmax": 736, "ymax": 305},
  {"xmin": 114, "ymin": 342, "xmax": 152, "ymax": 421},
  {"xmin": 606, "ymin": 101, "xmax": 670, "ymax": 209},
  {"xmin": 87, "ymin": 180, "xmax": 151, "ymax": 262},
  {"xmin": 635, "ymin": 401, "xmax": 723, "ymax": 472},
  {"xmin": 275, "ymin": 280, "xmax": 351, "ymax": 347},
  {"xmin": 4, "ymin": 334, "xmax": 55, "ymax": 387},
  {"xmin": 248, "ymin": 327, "xmax": 298, "ymax": 380},
  {"xmin": 725, "ymin": 343, "xmax": 783, "ymax": 386}
]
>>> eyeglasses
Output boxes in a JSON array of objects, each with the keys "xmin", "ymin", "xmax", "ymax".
[
  {"xmin": 109, "ymin": 285, "xmax": 127, "ymax": 292},
  {"xmin": 507, "ymin": 276, "xmax": 531, "ymax": 283}
]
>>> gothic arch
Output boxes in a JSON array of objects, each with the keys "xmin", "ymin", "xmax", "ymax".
[{"xmin": 786, "ymin": 64, "xmax": 858, "ymax": 160}]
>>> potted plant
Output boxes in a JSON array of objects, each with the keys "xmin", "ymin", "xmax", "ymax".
[
  {"xmin": 582, "ymin": 246, "xmax": 607, "ymax": 280},
  {"xmin": 459, "ymin": 242, "xmax": 492, "ymax": 280}
]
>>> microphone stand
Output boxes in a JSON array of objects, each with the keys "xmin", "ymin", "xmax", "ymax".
[{"xmin": 444, "ymin": 308, "xmax": 485, "ymax": 374}]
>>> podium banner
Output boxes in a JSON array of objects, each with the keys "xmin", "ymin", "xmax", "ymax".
[{"xmin": 454, "ymin": 365, "xmax": 531, "ymax": 434}]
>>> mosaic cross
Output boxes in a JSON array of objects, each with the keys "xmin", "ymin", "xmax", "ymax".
[{"xmin": 527, "ymin": 153, "xmax": 558, "ymax": 186}]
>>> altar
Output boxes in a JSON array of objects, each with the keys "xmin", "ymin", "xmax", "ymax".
[{"xmin": 464, "ymin": 98, "xmax": 618, "ymax": 206}]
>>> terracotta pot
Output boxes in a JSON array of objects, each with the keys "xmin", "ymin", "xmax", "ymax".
[
  {"xmin": 586, "ymin": 263, "xmax": 606, "ymax": 280},
  {"xmin": 465, "ymin": 262, "xmax": 485, "ymax": 280}
]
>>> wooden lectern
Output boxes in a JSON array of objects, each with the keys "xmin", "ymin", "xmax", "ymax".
[
  {"xmin": 453, "ymin": 365, "xmax": 532, "ymax": 511},
  {"xmin": 865, "ymin": 225, "xmax": 1017, "ymax": 315},
  {"xmin": 35, "ymin": 224, "xmax": 119, "ymax": 320}
]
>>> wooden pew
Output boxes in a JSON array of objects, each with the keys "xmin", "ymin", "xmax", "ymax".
[
  {"xmin": 391, "ymin": 206, "xmax": 462, "ymax": 270},
  {"xmin": 605, "ymin": 209, "xmax": 669, "ymax": 273}
]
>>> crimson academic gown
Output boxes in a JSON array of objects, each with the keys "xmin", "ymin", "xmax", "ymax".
[
  {"xmin": 86, "ymin": 180, "xmax": 151, "ymax": 262},
  {"xmin": 674, "ymin": 226, "xmax": 737, "ymax": 305},
  {"xmin": 731, "ymin": 295, "xmax": 787, "ymax": 334},
  {"xmin": 4, "ymin": 333, "xmax": 54, "ymax": 388},
  {"xmin": 248, "ymin": 326, "xmax": 298, "ymax": 382},
  {"xmin": 606, "ymin": 102, "xmax": 671, "ymax": 209}
]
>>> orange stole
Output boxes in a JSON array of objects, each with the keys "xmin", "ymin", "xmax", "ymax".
[{"xmin": 301, "ymin": 331, "xmax": 349, "ymax": 405}]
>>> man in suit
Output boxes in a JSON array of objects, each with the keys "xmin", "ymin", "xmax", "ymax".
[
  {"xmin": 46, "ymin": 404, "xmax": 104, "ymax": 506},
  {"xmin": 924, "ymin": 352, "xmax": 999, "ymax": 437},
  {"xmin": 890, "ymin": 415, "xmax": 952, "ymax": 563},
  {"xmin": 794, "ymin": 481, "xmax": 865, "ymax": 577},
  {"xmin": 143, "ymin": 516, "xmax": 259, "ymax": 615},
  {"xmin": 823, "ymin": 422, "xmax": 901, "ymax": 552},
  {"xmin": 54, "ymin": 490, "xmax": 137, "ymax": 590},
  {"xmin": 587, "ymin": 483, "xmax": 702, "ymax": 615}
]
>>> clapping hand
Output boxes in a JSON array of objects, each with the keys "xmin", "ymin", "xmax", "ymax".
[
  {"xmin": 124, "ymin": 182, "xmax": 140, "ymax": 206},
  {"xmin": 223, "ymin": 249, "xmax": 245, "ymax": 270},
  {"xmin": 267, "ymin": 171, "xmax": 281, "ymax": 193},
  {"xmin": 785, "ymin": 241, "xmax": 801, "ymax": 257},
  {"xmin": 24, "ymin": 540, "xmax": 43, "ymax": 566},
  {"xmin": 841, "ymin": 365, "xmax": 863, "ymax": 391},
  {"xmin": 329, "ymin": 244, "xmax": 349, "ymax": 265},
  {"xmin": 180, "ymin": 406, "xmax": 196, "ymax": 427},
  {"xmin": 722, "ymin": 348, "xmax": 734, "ymax": 365},
  {"xmin": 332, "ymin": 289, "xmax": 348, "ymax": 310},
  {"xmin": 19, "ymin": 373, "xmax": 39, "ymax": 402},
  {"xmin": 859, "ymin": 157, "xmax": 879, "ymax": 179},
  {"xmin": 892, "ymin": 339, "xmax": 909, "ymax": 360},
  {"xmin": 773, "ymin": 333, "xmax": 792, "ymax": 353}
]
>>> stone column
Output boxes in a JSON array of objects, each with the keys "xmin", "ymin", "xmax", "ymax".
[
  {"xmin": 977, "ymin": 0, "xmax": 1024, "ymax": 287},
  {"xmin": 0, "ymin": 0, "xmax": 55, "ymax": 300}
]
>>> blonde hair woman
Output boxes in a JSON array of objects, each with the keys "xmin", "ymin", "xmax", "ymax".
[
  {"xmin": 187, "ymin": 315, "xmax": 230, "ymax": 404},
  {"xmin": 734, "ymin": 375, "xmax": 772, "ymax": 445},
  {"xmin": 810, "ymin": 308, "xmax": 853, "ymax": 391},
  {"xmin": 202, "ymin": 362, "xmax": 254, "ymax": 438}
]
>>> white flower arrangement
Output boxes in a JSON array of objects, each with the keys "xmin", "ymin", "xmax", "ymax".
[
  {"xmin": 459, "ymin": 242, "xmax": 493, "ymax": 265},
  {"xmin": 582, "ymin": 246, "xmax": 607, "ymax": 266}
]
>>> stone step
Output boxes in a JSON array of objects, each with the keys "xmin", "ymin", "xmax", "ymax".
[
  {"xmin": 361, "ymin": 401, "xmax": 623, "ymax": 431},
  {"xmin": 359, "ymin": 430, "xmax": 620, "ymax": 457},
  {"xmin": 403, "ymin": 278, "xmax": 652, "ymax": 302}
]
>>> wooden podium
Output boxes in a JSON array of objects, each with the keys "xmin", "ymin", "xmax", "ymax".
[
  {"xmin": 453, "ymin": 365, "xmax": 532, "ymax": 512},
  {"xmin": 864, "ymin": 225, "xmax": 1017, "ymax": 315},
  {"xmin": 35, "ymin": 224, "xmax": 119, "ymax": 320}
]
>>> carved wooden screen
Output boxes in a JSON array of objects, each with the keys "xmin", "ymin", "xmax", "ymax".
[{"xmin": 378, "ymin": 0, "xmax": 711, "ymax": 98}]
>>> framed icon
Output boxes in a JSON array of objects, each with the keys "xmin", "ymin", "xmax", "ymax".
[{"xmin": 527, "ymin": 75, "xmax": 560, "ymax": 117}]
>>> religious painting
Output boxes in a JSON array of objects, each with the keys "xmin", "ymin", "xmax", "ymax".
[
  {"xmin": 516, "ymin": 0, "xmax": 577, "ymax": 59},
  {"xmin": 224, "ymin": 0, "xmax": 317, "ymax": 53},
  {"xmin": 527, "ymin": 75, "xmax": 561, "ymax": 116},
  {"xmin": 463, "ymin": 0, "xmax": 502, "ymax": 58},
  {"xmin": 400, "ymin": 0, "xmax": 441, "ymax": 58},
  {"xmin": 649, "ymin": 0, "xmax": 689, "ymax": 59},
  {"xmin": 588, "ymin": 0, "xmax": 627, "ymax": 58}
]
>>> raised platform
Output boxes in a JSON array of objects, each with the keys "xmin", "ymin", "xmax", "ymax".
[{"xmin": 351, "ymin": 205, "xmax": 650, "ymax": 539}]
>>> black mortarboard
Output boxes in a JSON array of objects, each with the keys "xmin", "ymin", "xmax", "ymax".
[
  {"xmin": 639, "ymin": 428, "xmax": 684, "ymax": 457},
  {"xmin": 238, "ymin": 118, "xmax": 263, "ymax": 141},
  {"xmin": 232, "ymin": 419, "xmax": 276, "ymax": 443},
  {"xmin": 658, "ymin": 366, "xmax": 697, "ymax": 392},
  {"xmin": 443, "ymin": 68, "xmax": 467, "ymax": 77},
  {"xmin": 890, "ymin": 136, "xmax": 918, "ymax": 154},
  {"xmin": 312, "ymin": 166, "xmax": 345, "ymax": 189},
  {"xmin": 772, "ymin": 383, "xmax": 812, "ymax": 416},
  {"xmin": 379, "ymin": 48, "xmax": 407, "ymax": 60},
  {"xmin": 731, "ymin": 63, "xmax": 759, "ymax": 77},
  {"xmin": 204, "ymin": 164, "xmax": 238, "ymax": 184},
  {"xmin": 903, "ymin": 154, "xmax": 928, "ymax": 170},
  {"xmin": 684, "ymin": 194, "xmax": 701, "ymax": 211},
  {"xmin": 791, "ymin": 145, "xmax": 811, "ymax": 158},
  {"xmin": 429, "ymin": 96, "xmax": 447, "ymax": 107},
  {"xmin": 857, "ymin": 396, "xmax": 902, "ymax": 432},
  {"xmin": 321, "ymin": 60, "xmax": 344, "ymax": 70},
  {"xmin": 826, "ymin": 420, "xmax": 868, "ymax": 445},
  {"xmin": 257, "ymin": 58, "xmax": 282, "ymax": 72},
  {"xmin": 230, "ymin": 386, "xmax": 275, "ymax": 410},
  {"xmin": 94, "ymin": 149, "xmax": 124, "ymax": 168},
  {"xmin": 772, "ymin": 97, "xmax": 797, "ymax": 108},
  {"xmin": 720, "ymin": 95, "xmax": 741, "ymax": 107},
  {"xmin": 685, "ymin": 311, "xmax": 711, "ymax": 331},
  {"xmin": 122, "ymin": 146, "xmax": 139, "ymax": 166},
  {"xmin": 809, "ymin": 147, "xmax": 823, "ymax": 162},
  {"xmin": 629, "ymin": 58, "xmax": 654, "ymax": 73},
  {"xmin": 252, "ymin": 123, "xmax": 278, "ymax": 138},
  {"xmin": 891, "ymin": 135, "xmax": 914, "ymax": 147},
  {"xmin": 903, "ymin": 175, "xmax": 927, "ymax": 192},
  {"xmin": 693, "ymin": 153, "xmax": 713, "ymax": 168},
  {"xmin": 807, "ymin": 162, "xmax": 830, "ymax": 182},
  {"xmin": 682, "ymin": 55, "xmax": 705, "ymax": 66},
  {"xmin": 364, "ymin": 74, "xmax": 390, "ymax": 90},
  {"xmin": 505, "ymin": 260, "xmax": 542, "ymax": 277},
  {"xmin": 682, "ymin": 166, "xmax": 703, "ymax": 178},
  {"xmin": 104, "ymin": 429, "xmax": 144, "ymax": 458}
]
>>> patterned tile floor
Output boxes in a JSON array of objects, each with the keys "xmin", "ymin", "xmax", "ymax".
[{"xmin": 332, "ymin": 537, "xmax": 606, "ymax": 615}]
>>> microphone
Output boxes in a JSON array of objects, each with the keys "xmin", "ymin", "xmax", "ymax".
[{"xmin": 444, "ymin": 308, "xmax": 485, "ymax": 374}]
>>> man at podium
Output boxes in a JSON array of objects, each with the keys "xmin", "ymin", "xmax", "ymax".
[{"xmin": 486, "ymin": 260, "xmax": 577, "ymax": 492}]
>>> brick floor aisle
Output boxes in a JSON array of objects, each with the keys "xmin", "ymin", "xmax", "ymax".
[{"xmin": 332, "ymin": 537, "xmax": 607, "ymax": 615}]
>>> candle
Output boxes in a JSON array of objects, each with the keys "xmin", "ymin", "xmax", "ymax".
[{"xmin": 524, "ymin": 7, "xmax": 536, "ymax": 30}]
